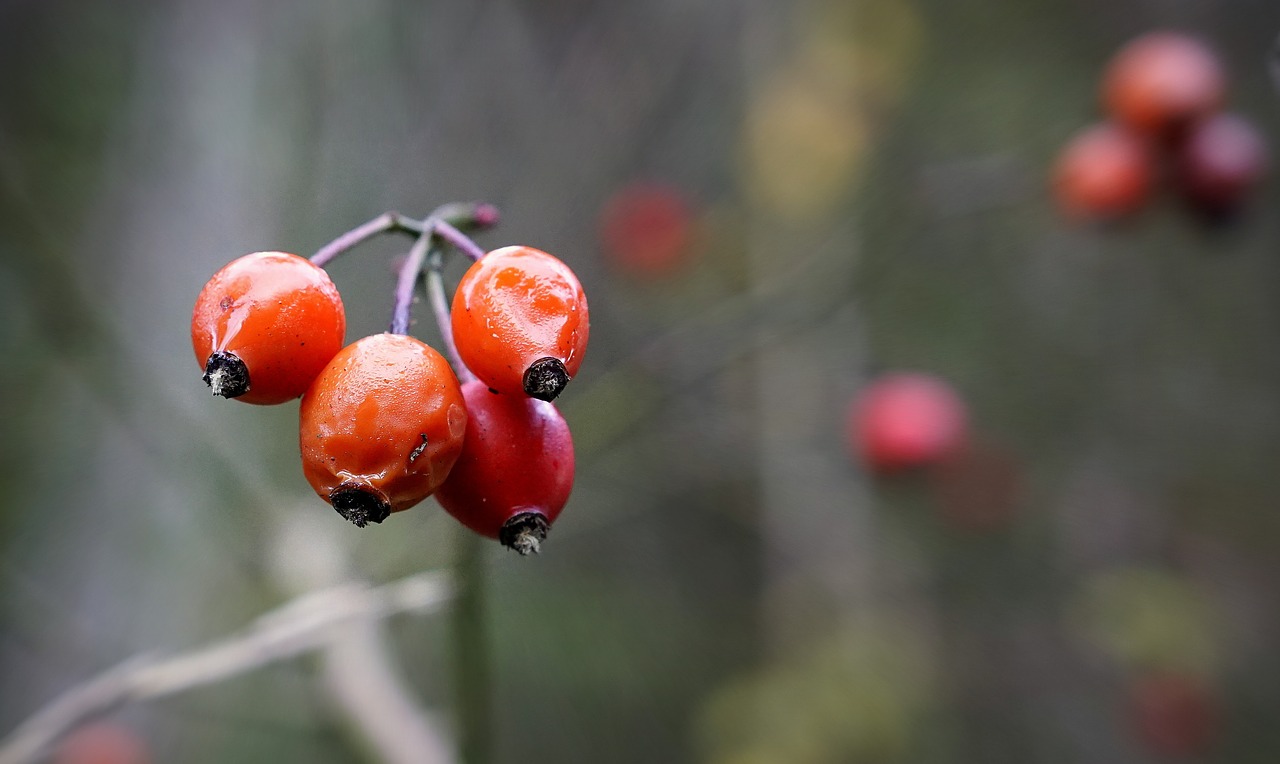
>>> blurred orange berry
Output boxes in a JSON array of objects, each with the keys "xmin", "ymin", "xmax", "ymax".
[
  {"xmin": 1053, "ymin": 123, "xmax": 1153, "ymax": 221},
  {"xmin": 1103, "ymin": 32, "xmax": 1225, "ymax": 139}
]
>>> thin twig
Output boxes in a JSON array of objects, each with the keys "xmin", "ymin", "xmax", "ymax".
[
  {"xmin": 0, "ymin": 572, "xmax": 453, "ymax": 764},
  {"xmin": 324, "ymin": 620, "xmax": 455, "ymax": 764},
  {"xmin": 390, "ymin": 232, "xmax": 435, "ymax": 335},
  {"xmin": 311, "ymin": 212, "xmax": 425, "ymax": 268},
  {"xmin": 431, "ymin": 219, "xmax": 487, "ymax": 262},
  {"xmin": 425, "ymin": 262, "xmax": 476, "ymax": 384}
]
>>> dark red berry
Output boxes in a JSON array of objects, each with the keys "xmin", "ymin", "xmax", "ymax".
[
  {"xmin": 1175, "ymin": 113, "xmax": 1268, "ymax": 217},
  {"xmin": 436, "ymin": 380, "xmax": 575, "ymax": 554}
]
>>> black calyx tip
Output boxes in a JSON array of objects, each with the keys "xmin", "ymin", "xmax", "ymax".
[
  {"xmin": 499, "ymin": 511, "xmax": 550, "ymax": 556},
  {"xmin": 329, "ymin": 483, "xmax": 392, "ymax": 528},
  {"xmin": 522, "ymin": 357, "xmax": 569, "ymax": 402},
  {"xmin": 203, "ymin": 351, "xmax": 250, "ymax": 399}
]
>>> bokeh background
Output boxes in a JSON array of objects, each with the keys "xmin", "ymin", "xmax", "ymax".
[{"xmin": 3, "ymin": 1, "xmax": 1280, "ymax": 762}]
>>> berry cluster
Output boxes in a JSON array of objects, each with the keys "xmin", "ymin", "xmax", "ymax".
[
  {"xmin": 1053, "ymin": 31, "xmax": 1268, "ymax": 222},
  {"xmin": 190, "ymin": 205, "xmax": 587, "ymax": 554}
]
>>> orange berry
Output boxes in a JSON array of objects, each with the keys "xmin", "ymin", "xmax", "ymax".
[
  {"xmin": 451, "ymin": 246, "xmax": 589, "ymax": 401},
  {"xmin": 299, "ymin": 333, "xmax": 467, "ymax": 526},
  {"xmin": 191, "ymin": 251, "xmax": 345, "ymax": 405}
]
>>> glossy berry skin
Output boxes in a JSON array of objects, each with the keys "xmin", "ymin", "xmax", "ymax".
[
  {"xmin": 436, "ymin": 379, "xmax": 574, "ymax": 554},
  {"xmin": 451, "ymin": 245, "xmax": 589, "ymax": 401},
  {"xmin": 191, "ymin": 251, "xmax": 345, "ymax": 405},
  {"xmin": 299, "ymin": 333, "xmax": 467, "ymax": 527},
  {"xmin": 849, "ymin": 373, "xmax": 968, "ymax": 475},
  {"xmin": 1103, "ymin": 32, "xmax": 1224, "ymax": 139},
  {"xmin": 599, "ymin": 182, "xmax": 695, "ymax": 278},
  {"xmin": 1053, "ymin": 123, "xmax": 1153, "ymax": 221},
  {"xmin": 1175, "ymin": 113, "xmax": 1268, "ymax": 216},
  {"xmin": 1127, "ymin": 672, "xmax": 1221, "ymax": 757}
]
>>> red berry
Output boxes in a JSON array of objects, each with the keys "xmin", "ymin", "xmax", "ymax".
[
  {"xmin": 1127, "ymin": 672, "xmax": 1221, "ymax": 757},
  {"xmin": 54, "ymin": 723, "xmax": 149, "ymax": 764},
  {"xmin": 849, "ymin": 373, "xmax": 968, "ymax": 475},
  {"xmin": 1175, "ymin": 113, "xmax": 1268, "ymax": 216},
  {"xmin": 436, "ymin": 379, "xmax": 574, "ymax": 554},
  {"xmin": 1103, "ymin": 32, "xmax": 1225, "ymax": 139},
  {"xmin": 451, "ymin": 245, "xmax": 589, "ymax": 401},
  {"xmin": 1053, "ymin": 123, "xmax": 1153, "ymax": 221},
  {"xmin": 299, "ymin": 333, "xmax": 467, "ymax": 527},
  {"xmin": 191, "ymin": 251, "xmax": 345, "ymax": 405},
  {"xmin": 598, "ymin": 182, "xmax": 695, "ymax": 278}
]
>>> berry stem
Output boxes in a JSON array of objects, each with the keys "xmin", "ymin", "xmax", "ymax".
[
  {"xmin": 310, "ymin": 212, "xmax": 425, "ymax": 268},
  {"xmin": 425, "ymin": 258, "xmax": 477, "ymax": 384},
  {"xmin": 389, "ymin": 232, "xmax": 434, "ymax": 335},
  {"xmin": 381, "ymin": 201, "xmax": 497, "ymax": 353},
  {"xmin": 431, "ymin": 219, "xmax": 488, "ymax": 262}
]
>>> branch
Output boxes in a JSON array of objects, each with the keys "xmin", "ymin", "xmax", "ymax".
[
  {"xmin": 324, "ymin": 620, "xmax": 455, "ymax": 764},
  {"xmin": 0, "ymin": 571, "xmax": 454, "ymax": 764}
]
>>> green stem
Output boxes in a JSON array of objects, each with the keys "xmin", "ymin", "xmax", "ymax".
[
  {"xmin": 452, "ymin": 531, "xmax": 491, "ymax": 764},
  {"xmin": 425, "ymin": 255, "xmax": 476, "ymax": 384}
]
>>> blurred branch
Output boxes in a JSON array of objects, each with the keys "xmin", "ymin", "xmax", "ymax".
[
  {"xmin": 0, "ymin": 571, "xmax": 454, "ymax": 764},
  {"xmin": 451, "ymin": 533, "xmax": 491, "ymax": 764},
  {"xmin": 1272, "ymin": 33, "xmax": 1280, "ymax": 96},
  {"xmin": 324, "ymin": 620, "xmax": 455, "ymax": 764}
]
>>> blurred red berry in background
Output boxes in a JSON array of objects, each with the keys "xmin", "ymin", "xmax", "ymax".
[
  {"xmin": 1175, "ymin": 113, "xmax": 1268, "ymax": 217},
  {"xmin": 54, "ymin": 723, "xmax": 149, "ymax": 764},
  {"xmin": 1053, "ymin": 122, "xmax": 1153, "ymax": 221},
  {"xmin": 598, "ymin": 182, "xmax": 695, "ymax": 278},
  {"xmin": 1127, "ymin": 671, "xmax": 1221, "ymax": 757},
  {"xmin": 849, "ymin": 373, "xmax": 969, "ymax": 476},
  {"xmin": 1103, "ymin": 32, "xmax": 1225, "ymax": 139}
]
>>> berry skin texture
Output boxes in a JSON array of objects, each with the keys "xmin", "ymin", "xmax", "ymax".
[
  {"xmin": 451, "ymin": 245, "xmax": 589, "ymax": 402},
  {"xmin": 849, "ymin": 373, "xmax": 968, "ymax": 475},
  {"xmin": 436, "ymin": 379, "xmax": 574, "ymax": 555},
  {"xmin": 1053, "ymin": 123, "xmax": 1153, "ymax": 221},
  {"xmin": 1175, "ymin": 113, "xmax": 1269, "ymax": 217},
  {"xmin": 299, "ymin": 333, "xmax": 467, "ymax": 527},
  {"xmin": 191, "ymin": 251, "xmax": 345, "ymax": 405},
  {"xmin": 1103, "ymin": 32, "xmax": 1225, "ymax": 139},
  {"xmin": 599, "ymin": 182, "xmax": 695, "ymax": 278}
]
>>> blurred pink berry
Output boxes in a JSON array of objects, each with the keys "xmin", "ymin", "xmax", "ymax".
[{"xmin": 849, "ymin": 373, "xmax": 968, "ymax": 475}]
